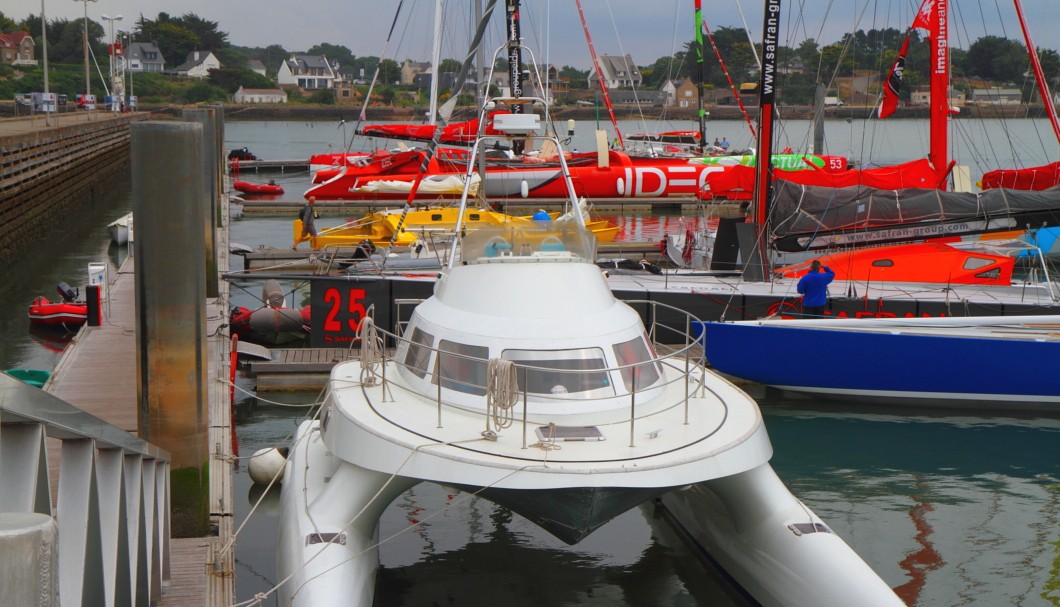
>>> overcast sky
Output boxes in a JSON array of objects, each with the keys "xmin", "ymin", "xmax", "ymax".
[{"xmin": 24, "ymin": 0, "xmax": 1059, "ymax": 69}]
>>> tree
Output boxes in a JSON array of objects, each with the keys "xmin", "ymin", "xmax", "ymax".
[
  {"xmin": 0, "ymin": 11, "xmax": 19, "ymax": 33},
  {"xmin": 966, "ymin": 36, "xmax": 1026, "ymax": 82},
  {"xmin": 47, "ymin": 18, "xmax": 105, "ymax": 68},
  {"xmin": 137, "ymin": 12, "xmax": 230, "ymax": 68},
  {"xmin": 184, "ymin": 79, "xmax": 227, "ymax": 103},
  {"xmin": 308, "ymin": 43, "xmax": 355, "ymax": 73},
  {"xmin": 377, "ymin": 59, "xmax": 400, "ymax": 84},
  {"xmin": 559, "ymin": 65, "xmax": 588, "ymax": 89},
  {"xmin": 208, "ymin": 67, "xmax": 273, "ymax": 94},
  {"xmin": 309, "ymin": 88, "xmax": 335, "ymax": 104}
]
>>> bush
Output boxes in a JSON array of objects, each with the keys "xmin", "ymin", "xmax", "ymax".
[{"xmin": 308, "ymin": 88, "xmax": 334, "ymax": 105}]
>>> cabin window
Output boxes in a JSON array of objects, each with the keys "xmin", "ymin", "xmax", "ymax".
[
  {"xmin": 502, "ymin": 348, "xmax": 613, "ymax": 398},
  {"xmin": 963, "ymin": 257, "xmax": 995, "ymax": 270},
  {"xmin": 431, "ymin": 213, "xmax": 443, "ymax": 221},
  {"xmin": 435, "ymin": 341, "xmax": 489, "ymax": 395},
  {"xmin": 613, "ymin": 336, "xmax": 661, "ymax": 392},
  {"xmin": 975, "ymin": 268, "xmax": 1001, "ymax": 279},
  {"xmin": 470, "ymin": 213, "xmax": 481, "ymax": 221},
  {"xmin": 403, "ymin": 327, "xmax": 435, "ymax": 379},
  {"xmin": 871, "ymin": 259, "xmax": 894, "ymax": 267}
]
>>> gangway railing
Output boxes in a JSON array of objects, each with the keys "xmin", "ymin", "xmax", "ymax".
[{"xmin": 0, "ymin": 373, "xmax": 171, "ymax": 606}]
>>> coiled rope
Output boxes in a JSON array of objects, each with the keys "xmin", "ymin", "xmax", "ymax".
[
  {"xmin": 484, "ymin": 358, "xmax": 519, "ymax": 434},
  {"xmin": 359, "ymin": 316, "xmax": 383, "ymax": 382}
]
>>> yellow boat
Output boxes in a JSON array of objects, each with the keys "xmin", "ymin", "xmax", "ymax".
[{"xmin": 294, "ymin": 205, "xmax": 618, "ymax": 250}]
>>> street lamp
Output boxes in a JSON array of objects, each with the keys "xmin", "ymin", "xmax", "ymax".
[
  {"xmin": 73, "ymin": 0, "xmax": 97, "ymax": 108},
  {"xmin": 118, "ymin": 28, "xmax": 133, "ymax": 109}
]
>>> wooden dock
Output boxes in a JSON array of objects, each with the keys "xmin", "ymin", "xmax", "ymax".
[
  {"xmin": 233, "ymin": 240, "xmax": 664, "ymax": 274},
  {"xmin": 45, "ymin": 218, "xmax": 236, "ymax": 605},
  {"xmin": 238, "ymin": 196, "xmax": 699, "ymax": 215},
  {"xmin": 230, "ymin": 158, "xmax": 308, "ymax": 173},
  {"xmin": 249, "ymin": 347, "xmax": 357, "ymax": 391}
]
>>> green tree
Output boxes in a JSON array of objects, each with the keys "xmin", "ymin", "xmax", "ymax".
[
  {"xmin": 308, "ymin": 43, "xmax": 355, "ymax": 73},
  {"xmin": 184, "ymin": 79, "xmax": 227, "ymax": 103},
  {"xmin": 377, "ymin": 59, "xmax": 400, "ymax": 84},
  {"xmin": 309, "ymin": 88, "xmax": 335, "ymax": 104},
  {"xmin": 559, "ymin": 65, "xmax": 588, "ymax": 89},
  {"xmin": 208, "ymin": 67, "xmax": 273, "ymax": 94},
  {"xmin": 966, "ymin": 35, "xmax": 1026, "ymax": 82},
  {"xmin": 0, "ymin": 11, "xmax": 19, "ymax": 32},
  {"xmin": 378, "ymin": 85, "xmax": 397, "ymax": 105},
  {"xmin": 137, "ymin": 12, "xmax": 230, "ymax": 68}
]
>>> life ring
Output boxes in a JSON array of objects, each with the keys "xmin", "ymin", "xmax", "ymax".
[{"xmin": 765, "ymin": 300, "xmax": 801, "ymax": 319}]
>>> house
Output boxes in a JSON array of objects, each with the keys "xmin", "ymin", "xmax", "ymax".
[
  {"xmin": 277, "ymin": 54, "xmax": 337, "ymax": 89},
  {"xmin": 0, "ymin": 32, "xmax": 36, "ymax": 66},
  {"xmin": 778, "ymin": 57, "xmax": 805, "ymax": 75},
  {"xmin": 909, "ymin": 87, "xmax": 966, "ymax": 107},
  {"xmin": 587, "ymin": 54, "xmax": 642, "ymax": 89},
  {"xmin": 972, "ymin": 88, "xmax": 1022, "ymax": 105},
  {"xmin": 233, "ymin": 87, "xmax": 287, "ymax": 104},
  {"xmin": 400, "ymin": 60, "xmax": 431, "ymax": 86},
  {"xmin": 659, "ymin": 79, "xmax": 682, "ymax": 107},
  {"xmin": 334, "ymin": 82, "xmax": 359, "ymax": 106},
  {"xmin": 247, "ymin": 59, "xmax": 267, "ymax": 78},
  {"xmin": 608, "ymin": 90, "xmax": 665, "ymax": 107},
  {"xmin": 127, "ymin": 42, "xmax": 165, "ymax": 73},
  {"xmin": 175, "ymin": 50, "xmax": 221, "ymax": 78},
  {"xmin": 674, "ymin": 78, "xmax": 698, "ymax": 108}
]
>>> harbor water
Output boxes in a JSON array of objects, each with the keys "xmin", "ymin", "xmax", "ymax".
[{"xmin": 1, "ymin": 120, "xmax": 1057, "ymax": 606}]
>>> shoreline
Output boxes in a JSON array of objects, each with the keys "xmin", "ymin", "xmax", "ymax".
[{"xmin": 0, "ymin": 100, "xmax": 1047, "ymax": 122}]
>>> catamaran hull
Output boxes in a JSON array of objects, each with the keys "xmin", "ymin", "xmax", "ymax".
[
  {"xmin": 277, "ymin": 422, "xmax": 418, "ymax": 607},
  {"xmin": 278, "ymin": 418, "xmax": 900, "ymax": 607},
  {"xmin": 660, "ymin": 465, "xmax": 903, "ymax": 607}
]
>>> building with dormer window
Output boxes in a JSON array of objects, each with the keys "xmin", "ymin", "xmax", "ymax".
[
  {"xmin": 587, "ymin": 54, "xmax": 642, "ymax": 89},
  {"xmin": 0, "ymin": 32, "xmax": 35, "ymax": 66},
  {"xmin": 278, "ymin": 54, "xmax": 338, "ymax": 90},
  {"xmin": 127, "ymin": 41, "xmax": 165, "ymax": 73}
]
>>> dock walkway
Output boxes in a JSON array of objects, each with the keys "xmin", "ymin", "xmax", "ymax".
[{"xmin": 45, "ymin": 219, "xmax": 235, "ymax": 605}]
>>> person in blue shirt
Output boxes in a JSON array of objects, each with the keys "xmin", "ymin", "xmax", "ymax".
[
  {"xmin": 720, "ymin": 137, "xmax": 730, "ymax": 151},
  {"xmin": 796, "ymin": 260, "xmax": 834, "ymax": 316}
]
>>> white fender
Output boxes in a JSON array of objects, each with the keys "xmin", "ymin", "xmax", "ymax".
[
  {"xmin": 520, "ymin": 180, "xmax": 529, "ymax": 198},
  {"xmin": 616, "ymin": 177, "xmax": 625, "ymax": 196},
  {"xmin": 248, "ymin": 447, "xmax": 287, "ymax": 484}
]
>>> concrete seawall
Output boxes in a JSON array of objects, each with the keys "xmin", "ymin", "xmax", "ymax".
[{"xmin": 0, "ymin": 112, "xmax": 147, "ymax": 262}]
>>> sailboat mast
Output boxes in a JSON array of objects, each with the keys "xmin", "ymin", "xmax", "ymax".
[
  {"xmin": 695, "ymin": 0, "xmax": 707, "ymax": 153},
  {"xmin": 506, "ymin": 0, "xmax": 525, "ymax": 154},
  {"xmin": 428, "ymin": 0, "xmax": 443, "ymax": 125},
  {"xmin": 928, "ymin": 0, "xmax": 949, "ymax": 189},
  {"xmin": 752, "ymin": 0, "xmax": 780, "ymax": 229},
  {"xmin": 1013, "ymin": 0, "xmax": 1060, "ymax": 145},
  {"xmin": 744, "ymin": 0, "xmax": 782, "ymax": 281}
]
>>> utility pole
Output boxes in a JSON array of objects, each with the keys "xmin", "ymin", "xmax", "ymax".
[{"xmin": 74, "ymin": 0, "xmax": 97, "ymax": 112}]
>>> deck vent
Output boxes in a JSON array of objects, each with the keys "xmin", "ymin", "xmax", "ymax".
[
  {"xmin": 788, "ymin": 522, "xmax": 832, "ymax": 536},
  {"xmin": 306, "ymin": 532, "xmax": 347, "ymax": 546}
]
